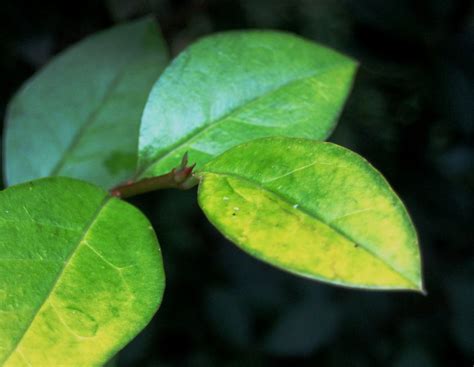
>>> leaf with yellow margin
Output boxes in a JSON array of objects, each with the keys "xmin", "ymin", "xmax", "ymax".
[{"xmin": 198, "ymin": 137, "xmax": 423, "ymax": 292}]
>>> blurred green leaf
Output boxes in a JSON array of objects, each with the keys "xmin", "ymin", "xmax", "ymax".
[
  {"xmin": 4, "ymin": 17, "xmax": 169, "ymax": 189},
  {"xmin": 0, "ymin": 177, "xmax": 164, "ymax": 366},
  {"xmin": 197, "ymin": 137, "xmax": 422, "ymax": 291},
  {"xmin": 138, "ymin": 31, "xmax": 356, "ymax": 178}
]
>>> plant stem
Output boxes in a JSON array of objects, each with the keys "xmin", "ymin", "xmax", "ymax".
[{"xmin": 110, "ymin": 153, "xmax": 199, "ymax": 199}]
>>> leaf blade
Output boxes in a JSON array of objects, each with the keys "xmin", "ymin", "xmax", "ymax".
[
  {"xmin": 4, "ymin": 17, "xmax": 169, "ymax": 189},
  {"xmin": 0, "ymin": 177, "xmax": 164, "ymax": 366},
  {"xmin": 138, "ymin": 31, "xmax": 357, "ymax": 178},
  {"xmin": 197, "ymin": 137, "xmax": 423, "ymax": 291}
]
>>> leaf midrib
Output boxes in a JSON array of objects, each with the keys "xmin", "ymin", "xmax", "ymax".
[
  {"xmin": 201, "ymin": 170, "xmax": 418, "ymax": 288},
  {"xmin": 1, "ymin": 195, "xmax": 112, "ymax": 365},
  {"xmin": 137, "ymin": 62, "xmax": 350, "ymax": 178}
]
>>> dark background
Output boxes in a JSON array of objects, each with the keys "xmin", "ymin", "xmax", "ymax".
[{"xmin": 1, "ymin": 0, "xmax": 473, "ymax": 366}]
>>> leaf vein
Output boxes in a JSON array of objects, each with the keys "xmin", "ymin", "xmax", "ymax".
[
  {"xmin": 261, "ymin": 161, "xmax": 335, "ymax": 183},
  {"xmin": 83, "ymin": 241, "xmax": 132, "ymax": 271}
]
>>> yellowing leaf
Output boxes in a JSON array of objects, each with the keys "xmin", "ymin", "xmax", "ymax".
[
  {"xmin": 198, "ymin": 137, "xmax": 423, "ymax": 291},
  {"xmin": 0, "ymin": 177, "xmax": 164, "ymax": 366}
]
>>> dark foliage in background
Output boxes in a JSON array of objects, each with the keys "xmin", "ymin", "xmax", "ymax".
[{"xmin": 1, "ymin": 1, "xmax": 473, "ymax": 366}]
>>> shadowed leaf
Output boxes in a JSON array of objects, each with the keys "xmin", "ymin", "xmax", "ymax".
[{"xmin": 5, "ymin": 17, "xmax": 169, "ymax": 189}]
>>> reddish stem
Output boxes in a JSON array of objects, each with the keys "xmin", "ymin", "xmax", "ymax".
[{"xmin": 110, "ymin": 153, "xmax": 199, "ymax": 199}]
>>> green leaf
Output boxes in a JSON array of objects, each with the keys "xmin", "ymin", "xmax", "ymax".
[
  {"xmin": 0, "ymin": 177, "xmax": 164, "ymax": 366},
  {"xmin": 138, "ymin": 31, "xmax": 357, "ymax": 179},
  {"xmin": 197, "ymin": 137, "xmax": 423, "ymax": 291},
  {"xmin": 4, "ymin": 17, "xmax": 169, "ymax": 189}
]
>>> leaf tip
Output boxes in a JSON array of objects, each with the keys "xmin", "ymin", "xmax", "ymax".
[
  {"xmin": 417, "ymin": 279, "xmax": 428, "ymax": 296},
  {"xmin": 407, "ymin": 277, "xmax": 426, "ymax": 295}
]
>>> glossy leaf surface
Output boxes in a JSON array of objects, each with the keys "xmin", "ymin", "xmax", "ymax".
[
  {"xmin": 5, "ymin": 17, "xmax": 168, "ymax": 189},
  {"xmin": 0, "ymin": 177, "xmax": 164, "ymax": 366},
  {"xmin": 198, "ymin": 137, "xmax": 423, "ymax": 291},
  {"xmin": 138, "ymin": 31, "xmax": 356, "ymax": 178}
]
